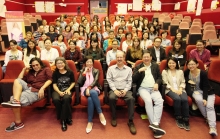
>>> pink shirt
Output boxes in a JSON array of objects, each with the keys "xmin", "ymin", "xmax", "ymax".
[{"xmin": 189, "ymin": 49, "xmax": 211, "ymax": 66}]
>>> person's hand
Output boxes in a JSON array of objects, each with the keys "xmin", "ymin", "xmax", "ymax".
[
  {"xmin": 114, "ymin": 90, "xmax": 122, "ymax": 97},
  {"xmin": 84, "ymin": 67, "xmax": 91, "ymax": 72},
  {"xmin": 203, "ymin": 100, "xmax": 207, "ymax": 106},
  {"xmin": 188, "ymin": 80, "xmax": 195, "ymax": 85},
  {"xmin": 176, "ymin": 90, "xmax": 182, "ymax": 95},
  {"xmin": 38, "ymin": 88, "xmax": 45, "ymax": 99},
  {"xmin": 153, "ymin": 84, "xmax": 158, "ymax": 91},
  {"xmin": 75, "ymin": 62, "xmax": 78, "ymax": 64},
  {"xmin": 138, "ymin": 67, "xmax": 147, "ymax": 72},
  {"xmin": 156, "ymin": 62, "xmax": 161, "ymax": 65},
  {"xmin": 204, "ymin": 65, "xmax": 208, "ymax": 71},
  {"xmin": 65, "ymin": 89, "xmax": 71, "ymax": 95},
  {"xmin": 59, "ymin": 91, "xmax": 65, "ymax": 97},
  {"xmin": 120, "ymin": 90, "xmax": 127, "ymax": 97},
  {"xmin": 86, "ymin": 88, "xmax": 90, "ymax": 96}
]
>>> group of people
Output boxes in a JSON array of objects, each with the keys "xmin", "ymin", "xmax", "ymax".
[{"xmin": 0, "ymin": 14, "xmax": 217, "ymax": 138}]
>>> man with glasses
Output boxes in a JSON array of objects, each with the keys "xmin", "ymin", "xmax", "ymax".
[
  {"xmin": 1, "ymin": 57, "xmax": 52, "ymax": 132},
  {"xmin": 147, "ymin": 37, "xmax": 166, "ymax": 65},
  {"xmin": 106, "ymin": 39, "xmax": 120, "ymax": 65}
]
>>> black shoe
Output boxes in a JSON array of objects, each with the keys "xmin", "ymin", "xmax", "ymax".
[
  {"xmin": 66, "ymin": 119, "xmax": 72, "ymax": 125},
  {"xmin": 176, "ymin": 116, "xmax": 184, "ymax": 129},
  {"xmin": 61, "ymin": 120, "xmax": 67, "ymax": 131},
  {"xmin": 182, "ymin": 117, "xmax": 190, "ymax": 131},
  {"xmin": 111, "ymin": 119, "xmax": 117, "ymax": 127},
  {"xmin": 154, "ymin": 131, "xmax": 162, "ymax": 138},
  {"xmin": 127, "ymin": 121, "xmax": 136, "ymax": 135},
  {"xmin": 149, "ymin": 124, "xmax": 166, "ymax": 136}
]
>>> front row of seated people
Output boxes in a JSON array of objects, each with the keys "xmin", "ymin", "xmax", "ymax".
[{"xmin": 1, "ymin": 49, "xmax": 218, "ymax": 138}]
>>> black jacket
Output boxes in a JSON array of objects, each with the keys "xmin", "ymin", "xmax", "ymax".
[
  {"xmin": 132, "ymin": 62, "xmax": 162, "ymax": 91},
  {"xmin": 77, "ymin": 68, "xmax": 102, "ymax": 91},
  {"xmin": 147, "ymin": 47, "xmax": 166, "ymax": 63},
  {"xmin": 184, "ymin": 69, "xmax": 214, "ymax": 100}
]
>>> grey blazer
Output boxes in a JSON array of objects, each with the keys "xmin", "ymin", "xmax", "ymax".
[{"xmin": 162, "ymin": 69, "xmax": 186, "ymax": 94}]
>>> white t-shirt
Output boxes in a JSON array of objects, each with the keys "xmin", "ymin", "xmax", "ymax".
[
  {"xmin": 3, "ymin": 50, "xmax": 23, "ymax": 66},
  {"xmin": 41, "ymin": 48, "xmax": 59, "ymax": 63}
]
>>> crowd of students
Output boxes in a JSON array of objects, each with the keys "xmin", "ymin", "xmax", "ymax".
[{"xmin": 0, "ymin": 14, "xmax": 218, "ymax": 138}]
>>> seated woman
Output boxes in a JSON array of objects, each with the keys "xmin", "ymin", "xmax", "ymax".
[
  {"xmin": 1, "ymin": 57, "xmax": 52, "ymax": 132},
  {"xmin": 38, "ymin": 33, "xmax": 47, "ymax": 50},
  {"xmin": 126, "ymin": 38, "xmax": 143, "ymax": 68},
  {"xmin": 162, "ymin": 57, "xmax": 190, "ymax": 130},
  {"xmin": 149, "ymin": 25, "xmax": 158, "ymax": 41},
  {"xmin": 89, "ymin": 25, "xmax": 101, "ymax": 41},
  {"xmin": 115, "ymin": 27, "xmax": 125, "ymax": 42},
  {"xmin": 133, "ymin": 19, "xmax": 142, "ymax": 31},
  {"xmin": 78, "ymin": 24, "xmax": 88, "ymax": 42},
  {"xmin": 23, "ymin": 40, "xmax": 40, "ymax": 67},
  {"xmin": 62, "ymin": 25, "xmax": 73, "ymax": 41},
  {"xmin": 102, "ymin": 25, "xmax": 111, "ymax": 39},
  {"xmin": 41, "ymin": 38, "xmax": 59, "ymax": 70},
  {"xmin": 189, "ymin": 40, "xmax": 211, "ymax": 70},
  {"xmin": 2, "ymin": 40, "xmax": 23, "ymax": 72},
  {"xmin": 77, "ymin": 56, "xmax": 106, "ymax": 133},
  {"xmin": 122, "ymin": 32, "xmax": 133, "ymax": 53},
  {"xmin": 88, "ymin": 32, "xmax": 101, "ymax": 48},
  {"xmin": 142, "ymin": 18, "xmax": 149, "ymax": 32},
  {"xmin": 52, "ymin": 34, "xmax": 67, "ymax": 55},
  {"xmin": 184, "ymin": 59, "xmax": 217, "ymax": 136},
  {"xmin": 126, "ymin": 16, "xmax": 134, "ymax": 27},
  {"xmin": 64, "ymin": 40, "xmax": 83, "ymax": 70},
  {"xmin": 52, "ymin": 57, "xmax": 75, "ymax": 131},
  {"xmin": 19, "ymin": 31, "xmax": 32, "ymax": 50},
  {"xmin": 140, "ymin": 32, "xmax": 153, "ymax": 50},
  {"xmin": 131, "ymin": 26, "xmax": 141, "ymax": 39},
  {"xmin": 85, "ymin": 39, "xmax": 105, "ymax": 62},
  {"xmin": 46, "ymin": 25, "xmax": 58, "ymax": 42},
  {"xmin": 113, "ymin": 15, "xmax": 121, "ymax": 29},
  {"xmin": 168, "ymin": 40, "xmax": 187, "ymax": 69}
]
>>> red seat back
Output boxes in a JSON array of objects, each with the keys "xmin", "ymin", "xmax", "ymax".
[{"xmin": 4, "ymin": 60, "xmax": 25, "ymax": 79}]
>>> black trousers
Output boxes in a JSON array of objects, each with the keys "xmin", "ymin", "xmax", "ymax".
[
  {"xmin": 52, "ymin": 91, "xmax": 72, "ymax": 120},
  {"xmin": 108, "ymin": 90, "xmax": 135, "ymax": 120}
]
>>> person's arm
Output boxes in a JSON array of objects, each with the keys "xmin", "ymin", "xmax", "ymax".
[
  {"xmin": 201, "ymin": 71, "xmax": 209, "ymax": 100},
  {"xmin": 99, "ymin": 49, "xmax": 105, "ymax": 61},
  {"xmin": 76, "ymin": 50, "xmax": 83, "ymax": 63},
  {"xmin": 36, "ymin": 50, "xmax": 40, "ymax": 58},
  {"xmin": 64, "ymin": 71, "xmax": 75, "ymax": 94},
  {"xmin": 179, "ymin": 70, "xmax": 186, "ymax": 89},
  {"xmin": 106, "ymin": 51, "xmax": 111, "ymax": 66},
  {"xmin": 18, "ymin": 67, "xmax": 27, "ymax": 79},
  {"xmin": 132, "ymin": 64, "xmax": 143, "ymax": 83},
  {"xmin": 124, "ymin": 68, "xmax": 132, "ymax": 92},
  {"xmin": 155, "ymin": 64, "xmax": 162, "ymax": 86},
  {"xmin": 204, "ymin": 50, "xmax": 211, "ymax": 67},
  {"xmin": 89, "ymin": 69, "xmax": 99, "ymax": 88},
  {"xmin": 77, "ymin": 68, "xmax": 87, "ymax": 86},
  {"xmin": 162, "ymin": 70, "xmax": 172, "ymax": 89},
  {"xmin": 106, "ymin": 67, "xmax": 117, "ymax": 91},
  {"xmin": 23, "ymin": 50, "xmax": 28, "ymax": 67}
]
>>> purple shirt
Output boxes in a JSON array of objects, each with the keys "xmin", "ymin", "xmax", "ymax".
[{"xmin": 189, "ymin": 49, "xmax": 211, "ymax": 66}]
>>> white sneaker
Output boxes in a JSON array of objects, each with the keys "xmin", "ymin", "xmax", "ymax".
[{"xmin": 209, "ymin": 127, "xmax": 218, "ymax": 136}]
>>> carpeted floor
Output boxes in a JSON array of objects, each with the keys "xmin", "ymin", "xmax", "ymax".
[{"xmin": 0, "ymin": 105, "xmax": 219, "ymax": 139}]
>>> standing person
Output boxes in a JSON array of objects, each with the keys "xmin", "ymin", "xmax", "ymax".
[
  {"xmin": 126, "ymin": 38, "xmax": 143, "ymax": 68},
  {"xmin": 64, "ymin": 40, "xmax": 82, "ymax": 71},
  {"xmin": 132, "ymin": 50, "xmax": 166, "ymax": 138},
  {"xmin": 23, "ymin": 40, "xmax": 40, "ymax": 67},
  {"xmin": 106, "ymin": 51, "xmax": 136, "ymax": 135},
  {"xmin": 189, "ymin": 40, "xmax": 211, "ymax": 70},
  {"xmin": 184, "ymin": 59, "xmax": 218, "ymax": 136},
  {"xmin": 1, "ymin": 57, "xmax": 52, "ymax": 132},
  {"xmin": 147, "ymin": 37, "xmax": 166, "ymax": 65},
  {"xmin": 2, "ymin": 40, "xmax": 23, "ymax": 73},
  {"xmin": 77, "ymin": 56, "xmax": 106, "ymax": 133},
  {"xmin": 52, "ymin": 57, "xmax": 75, "ymax": 131},
  {"xmin": 162, "ymin": 57, "xmax": 190, "ymax": 130},
  {"xmin": 168, "ymin": 40, "xmax": 187, "ymax": 69}
]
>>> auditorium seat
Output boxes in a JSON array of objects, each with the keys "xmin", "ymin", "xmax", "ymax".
[
  {"xmin": 186, "ymin": 45, "xmax": 196, "ymax": 60},
  {"xmin": 191, "ymin": 22, "xmax": 202, "ymax": 29},
  {"xmin": 77, "ymin": 60, "xmax": 105, "ymax": 106},
  {"xmin": 203, "ymin": 30, "xmax": 220, "ymax": 47},
  {"xmin": 176, "ymin": 14, "xmax": 183, "ymax": 20},
  {"xmin": 169, "ymin": 19, "xmax": 180, "ymax": 36},
  {"xmin": 186, "ymin": 25, "xmax": 202, "ymax": 45},
  {"xmin": 183, "ymin": 59, "xmax": 205, "ymax": 71},
  {"xmin": 24, "ymin": 19, "xmax": 33, "ymax": 33},
  {"xmin": 179, "ymin": 22, "xmax": 189, "ymax": 38},
  {"xmin": 162, "ymin": 16, "xmax": 171, "ymax": 30},
  {"xmin": 183, "ymin": 16, "xmax": 191, "ymax": 22},
  {"xmin": 52, "ymin": 46, "xmax": 62, "ymax": 56},
  {"xmin": 193, "ymin": 18, "xmax": 202, "ymax": 23},
  {"xmin": 203, "ymin": 22, "xmax": 214, "ymax": 27},
  {"xmin": 1, "ymin": 26, "xmax": 9, "ymax": 49},
  {"xmin": 165, "ymin": 45, "xmax": 173, "ymax": 56},
  {"xmin": 203, "ymin": 25, "xmax": 215, "ymax": 31},
  {"xmin": 29, "ymin": 17, "xmax": 38, "ymax": 31},
  {"xmin": 207, "ymin": 59, "xmax": 220, "ymax": 105},
  {"xmin": 158, "ymin": 14, "xmax": 165, "ymax": 25},
  {"xmin": 49, "ymin": 22, "xmax": 56, "ymax": 26}
]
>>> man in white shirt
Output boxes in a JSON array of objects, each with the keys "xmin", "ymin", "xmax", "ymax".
[
  {"xmin": 72, "ymin": 31, "xmax": 85, "ymax": 51},
  {"xmin": 106, "ymin": 39, "xmax": 120, "ymax": 65}
]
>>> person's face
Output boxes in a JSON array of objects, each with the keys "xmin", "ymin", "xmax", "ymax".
[
  {"xmin": 106, "ymin": 26, "xmax": 110, "ymax": 32},
  {"xmin": 26, "ymin": 34, "xmax": 32, "ymax": 40},
  {"xmin": 196, "ymin": 42, "xmax": 205, "ymax": 51},
  {"xmin": 116, "ymin": 16, "xmax": 120, "ymax": 21},
  {"xmin": 126, "ymin": 34, "xmax": 132, "ymax": 40},
  {"xmin": 174, "ymin": 42, "xmax": 181, "ymax": 50},
  {"xmin": 112, "ymin": 41, "xmax": 118, "ymax": 50},
  {"xmin": 10, "ymin": 42, "xmax": 17, "ymax": 51},
  {"xmin": 49, "ymin": 26, "xmax": 55, "ymax": 32},
  {"xmin": 42, "ymin": 34, "xmax": 47, "ymax": 40},
  {"xmin": 116, "ymin": 52, "xmax": 124, "ymax": 65},
  {"xmin": 91, "ymin": 34, "xmax": 97, "ymax": 39},
  {"xmin": 150, "ymin": 26, "xmax": 155, "ymax": 32},
  {"xmin": 42, "ymin": 20, "xmax": 47, "ymax": 25},
  {"xmin": 93, "ymin": 26, "xmax": 98, "ymax": 32},
  {"xmin": 69, "ymin": 42, "xmax": 76, "ymax": 50},
  {"xmin": 73, "ymin": 17, "xmax": 76, "ymax": 22},
  {"xmin": 134, "ymin": 20, "xmax": 138, "ymax": 25},
  {"xmin": 143, "ymin": 33, "xmax": 148, "ymax": 39},
  {"xmin": 58, "ymin": 35, "xmax": 63, "ymax": 42},
  {"xmin": 187, "ymin": 61, "xmax": 198, "ymax": 71},
  {"xmin": 176, "ymin": 33, "xmax": 182, "ymax": 40},
  {"xmin": 44, "ymin": 40, "xmax": 52, "ymax": 49},
  {"xmin": 39, "ymin": 27, "xmax": 44, "ymax": 32},
  {"xmin": 83, "ymin": 20, "xmax": 88, "ymax": 24},
  {"xmin": 92, "ymin": 21, "xmax": 96, "ymax": 26},
  {"xmin": 142, "ymin": 53, "xmax": 152, "ymax": 65},
  {"xmin": 69, "ymin": 22, "xmax": 73, "ymax": 27},
  {"xmin": 133, "ymin": 39, "xmax": 139, "ymax": 47},
  {"xmin": 153, "ymin": 21, "xmax": 158, "ymax": 26},
  {"xmin": 81, "ymin": 16, "xmax": 86, "ymax": 21},
  {"xmin": 79, "ymin": 26, "xmax": 84, "ymax": 31},
  {"xmin": 132, "ymin": 27, "xmax": 137, "ymax": 32},
  {"xmin": 140, "ymin": 16, "xmax": 143, "ymax": 21},
  {"xmin": 168, "ymin": 59, "xmax": 176, "ymax": 70},
  {"xmin": 130, "ymin": 17, "xmax": 134, "ymax": 21},
  {"xmin": 121, "ymin": 21, "xmax": 125, "ymax": 26},
  {"xmin": 105, "ymin": 17, "xmax": 109, "ymax": 21},
  {"xmin": 109, "ymin": 32, "xmax": 115, "ymax": 39},
  {"xmin": 56, "ymin": 60, "xmax": 65, "ymax": 70},
  {"xmin": 60, "ymin": 17, "xmax": 64, "ymax": 21},
  {"xmin": 28, "ymin": 41, "xmax": 35, "ymax": 49},
  {"xmin": 86, "ymin": 59, "xmax": 93, "ymax": 68},
  {"xmin": 74, "ymin": 33, "xmax": 79, "ymax": 39},
  {"xmin": 91, "ymin": 41, "xmax": 98, "ymax": 48},
  {"xmin": 118, "ymin": 29, "xmax": 123, "ymax": 34},
  {"xmin": 154, "ymin": 38, "xmax": 162, "ymax": 47},
  {"xmin": 56, "ymin": 21, "xmax": 60, "ymax": 26},
  {"xmin": 66, "ymin": 26, "xmax": 70, "ymax": 32},
  {"xmin": 31, "ymin": 60, "xmax": 41, "ymax": 72},
  {"xmin": 144, "ymin": 20, "xmax": 148, "ymax": 25},
  {"xmin": 162, "ymin": 33, "xmax": 167, "ymax": 39}
]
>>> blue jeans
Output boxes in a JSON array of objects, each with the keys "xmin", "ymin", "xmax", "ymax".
[{"xmin": 84, "ymin": 89, "xmax": 102, "ymax": 122}]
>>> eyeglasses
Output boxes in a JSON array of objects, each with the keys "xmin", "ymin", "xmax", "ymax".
[
  {"xmin": 32, "ymin": 64, "xmax": 39, "ymax": 67},
  {"xmin": 56, "ymin": 62, "xmax": 64, "ymax": 65}
]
